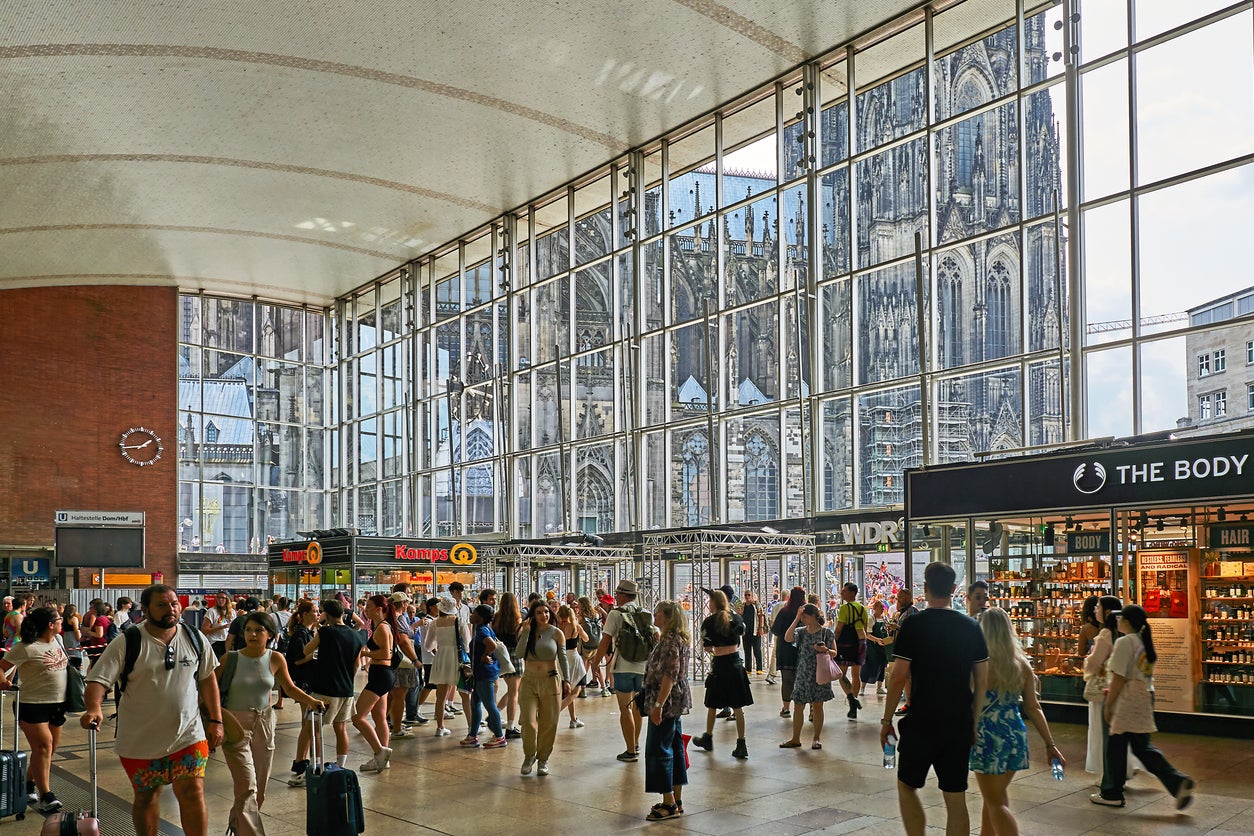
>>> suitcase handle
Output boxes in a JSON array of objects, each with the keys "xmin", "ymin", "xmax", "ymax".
[
  {"xmin": 309, "ymin": 708, "xmax": 325, "ymax": 775},
  {"xmin": 0, "ymin": 686, "xmax": 19, "ymax": 753},
  {"xmin": 88, "ymin": 721, "xmax": 98, "ymax": 818}
]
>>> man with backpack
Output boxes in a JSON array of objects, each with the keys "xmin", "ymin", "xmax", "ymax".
[
  {"xmin": 833, "ymin": 582, "xmax": 870, "ymax": 719},
  {"xmin": 590, "ymin": 579, "xmax": 655, "ymax": 763},
  {"xmin": 81, "ymin": 584, "xmax": 221, "ymax": 836}
]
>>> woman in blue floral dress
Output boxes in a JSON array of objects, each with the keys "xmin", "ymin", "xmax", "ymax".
[
  {"xmin": 970, "ymin": 607, "xmax": 1063, "ymax": 836},
  {"xmin": 780, "ymin": 604, "xmax": 836, "ymax": 750}
]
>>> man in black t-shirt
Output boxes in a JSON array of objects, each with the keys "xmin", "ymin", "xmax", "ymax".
[
  {"xmin": 287, "ymin": 599, "xmax": 366, "ymax": 786},
  {"xmin": 880, "ymin": 563, "xmax": 988, "ymax": 836}
]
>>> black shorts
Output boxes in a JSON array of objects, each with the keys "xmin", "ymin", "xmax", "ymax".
[
  {"xmin": 896, "ymin": 717, "xmax": 972, "ymax": 793},
  {"xmin": 835, "ymin": 639, "xmax": 867, "ymax": 667},
  {"xmin": 18, "ymin": 702, "xmax": 67, "ymax": 727},
  {"xmin": 365, "ymin": 665, "xmax": 395, "ymax": 697}
]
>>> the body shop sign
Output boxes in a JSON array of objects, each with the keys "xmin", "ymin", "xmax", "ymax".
[
  {"xmin": 909, "ymin": 432, "xmax": 1254, "ymax": 518},
  {"xmin": 393, "ymin": 543, "xmax": 478, "ymax": 565}
]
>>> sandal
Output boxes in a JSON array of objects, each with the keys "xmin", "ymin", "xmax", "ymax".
[
  {"xmin": 779, "ymin": 740, "xmax": 802, "ymax": 748},
  {"xmin": 811, "ymin": 741, "xmax": 823, "ymax": 750},
  {"xmin": 646, "ymin": 803, "xmax": 679, "ymax": 821}
]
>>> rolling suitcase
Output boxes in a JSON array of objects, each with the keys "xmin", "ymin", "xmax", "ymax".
[
  {"xmin": 40, "ymin": 722, "xmax": 100, "ymax": 835},
  {"xmin": 304, "ymin": 709, "xmax": 364, "ymax": 836},
  {"xmin": 0, "ymin": 687, "xmax": 29, "ymax": 822}
]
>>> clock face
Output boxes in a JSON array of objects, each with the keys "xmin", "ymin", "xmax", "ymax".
[{"xmin": 119, "ymin": 426, "xmax": 164, "ymax": 467}]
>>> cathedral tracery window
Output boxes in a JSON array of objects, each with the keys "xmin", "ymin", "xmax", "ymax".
[{"xmin": 743, "ymin": 432, "xmax": 780, "ymax": 521}]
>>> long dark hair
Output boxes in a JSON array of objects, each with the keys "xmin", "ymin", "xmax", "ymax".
[
  {"xmin": 368, "ymin": 594, "xmax": 400, "ymax": 643},
  {"xmin": 781, "ymin": 586, "xmax": 806, "ymax": 621},
  {"xmin": 523, "ymin": 600, "xmax": 550, "ymax": 660},
  {"xmin": 1119, "ymin": 604, "xmax": 1157, "ymax": 664},
  {"xmin": 1081, "ymin": 596, "xmax": 1101, "ymax": 630},
  {"xmin": 1098, "ymin": 595, "xmax": 1122, "ymax": 641},
  {"xmin": 289, "ymin": 600, "xmax": 315, "ymax": 636},
  {"xmin": 19, "ymin": 607, "xmax": 58, "ymax": 644}
]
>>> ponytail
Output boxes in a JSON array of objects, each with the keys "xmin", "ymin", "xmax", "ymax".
[
  {"xmin": 1138, "ymin": 622, "xmax": 1158, "ymax": 664},
  {"xmin": 1120, "ymin": 604, "xmax": 1157, "ymax": 664}
]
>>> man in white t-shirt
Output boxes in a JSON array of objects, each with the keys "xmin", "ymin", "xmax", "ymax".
[
  {"xmin": 590, "ymin": 579, "xmax": 651, "ymax": 763},
  {"xmin": 82, "ymin": 584, "xmax": 221, "ymax": 836}
]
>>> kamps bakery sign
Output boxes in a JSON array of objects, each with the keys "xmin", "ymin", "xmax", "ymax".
[{"xmin": 908, "ymin": 432, "xmax": 1254, "ymax": 518}]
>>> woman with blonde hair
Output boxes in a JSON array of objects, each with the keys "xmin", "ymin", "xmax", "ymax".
[
  {"xmin": 691, "ymin": 589, "xmax": 752, "ymax": 759},
  {"xmin": 556, "ymin": 605, "xmax": 590, "ymax": 727},
  {"xmin": 640, "ymin": 600, "xmax": 692, "ymax": 820},
  {"xmin": 970, "ymin": 607, "xmax": 1063, "ymax": 836}
]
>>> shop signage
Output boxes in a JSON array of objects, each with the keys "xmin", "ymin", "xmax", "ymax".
[
  {"xmin": 281, "ymin": 541, "xmax": 323, "ymax": 565},
  {"xmin": 55, "ymin": 510, "xmax": 145, "ymax": 526},
  {"xmin": 1210, "ymin": 525, "xmax": 1254, "ymax": 548},
  {"xmin": 1066, "ymin": 531, "xmax": 1110, "ymax": 554},
  {"xmin": 838, "ymin": 518, "xmax": 904, "ymax": 546},
  {"xmin": 392, "ymin": 542, "xmax": 478, "ymax": 565},
  {"xmin": 909, "ymin": 433, "xmax": 1254, "ymax": 518},
  {"xmin": 10, "ymin": 558, "xmax": 52, "ymax": 585}
]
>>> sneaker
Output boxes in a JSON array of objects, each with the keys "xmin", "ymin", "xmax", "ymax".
[
  {"xmin": 692, "ymin": 733, "xmax": 713, "ymax": 751},
  {"xmin": 37, "ymin": 797, "xmax": 62, "ymax": 815},
  {"xmin": 392, "ymin": 728, "xmax": 414, "ymax": 739},
  {"xmin": 446, "ymin": 703, "xmax": 462, "ymax": 715},
  {"xmin": 715, "ymin": 708, "xmax": 733, "ymax": 719},
  {"xmin": 483, "ymin": 736, "xmax": 508, "ymax": 749},
  {"xmin": 766, "ymin": 675, "xmax": 777, "ymax": 685},
  {"xmin": 600, "ymin": 688, "xmax": 611, "ymax": 697},
  {"xmin": 578, "ymin": 691, "xmax": 588, "ymax": 699},
  {"xmin": 569, "ymin": 718, "xmax": 584, "ymax": 729},
  {"xmin": 378, "ymin": 747, "xmax": 392, "ymax": 768},
  {"xmin": 616, "ymin": 749, "xmax": 639, "ymax": 762},
  {"xmin": 435, "ymin": 727, "xmax": 452, "ymax": 737},
  {"xmin": 1175, "ymin": 778, "xmax": 1195, "ymax": 811},
  {"xmin": 536, "ymin": 760, "xmax": 549, "ymax": 776},
  {"xmin": 505, "ymin": 727, "xmax": 522, "ymax": 739},
  {"xmin": 359, "ymin": 756, "xmax": 383, "ymax": 773},
  {"xmin": 521, "ymin": 755, "xmax": 536, "ymax": 775},
  {"xmin": 407, "ymin": 713, "xmax": 430, "ymax": 725},
  {"xmin": 459, "ymin": 736, "xmax": 481, "ymax": 747},
  {"xmin": 25, "ymin": 791, "xmax": 38, "ymax": 808},
  {"xmin": 876, "ymin": 685, "xmax": 887, "ymax": 695},
  {"xmin": 1089, "ymin": 793, "xmax": 1125, "ymax": 808},
  {"xmin": 287, "ymin": 772, "xmax": 307, "ymax": 787},
  {"xmin": 779, "ymin": 707, "xmax": 791, "ymax": 718}
]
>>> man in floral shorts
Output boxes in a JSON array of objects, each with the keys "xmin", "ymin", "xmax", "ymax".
[{"xmin": 82, "ymin": 584, "xmax": 222, "ymax": 836}]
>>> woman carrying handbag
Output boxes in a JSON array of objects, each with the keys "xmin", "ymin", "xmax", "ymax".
[{"xmin": 780, "ymin": 604, "xmax": 838, "ymax": 750}]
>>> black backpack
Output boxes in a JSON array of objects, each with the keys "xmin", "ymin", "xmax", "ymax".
[{"xmin": 118, "ymin": 624, "xmax": 205, "ymax": 696}]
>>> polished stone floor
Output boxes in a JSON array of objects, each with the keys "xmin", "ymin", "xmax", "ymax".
[{"xmin": 31, "ymin": 677, "xmax": 1254, "ymax": 836}]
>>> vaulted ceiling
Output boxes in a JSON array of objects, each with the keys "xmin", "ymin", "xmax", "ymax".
[{"xmin": 1, "ymin": 0, "xmax": 926, "ymax": 305}]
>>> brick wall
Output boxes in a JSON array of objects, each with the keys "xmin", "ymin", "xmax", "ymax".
[{"xmin": 0, "ymin": 286, "xmax": 177, "ymax": 586}]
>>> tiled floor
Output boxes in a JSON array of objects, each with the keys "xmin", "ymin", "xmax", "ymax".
[{"xmin": 32, "ymin": 678, "xmax": 1254, "ymax": 835}]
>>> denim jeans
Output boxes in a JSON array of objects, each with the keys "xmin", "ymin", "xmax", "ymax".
[
  {"xmin": 644, "ymin": 715, "xmax": 688, "ymax": 795},
  {"xmin": 470, "ymin": 675, "xmax": 503, "ymax": 738}
]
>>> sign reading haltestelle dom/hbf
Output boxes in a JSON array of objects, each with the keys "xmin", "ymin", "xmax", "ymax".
[
  {"xmin": 908, "ymin": 432, "xmax": 1254, "ymax": 518},
  {"xmin": 55, "ymin": 510, "xmax": 145, "ymax": 526}
]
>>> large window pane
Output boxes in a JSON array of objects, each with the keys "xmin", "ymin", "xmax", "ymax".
[
  {"xmin": 935, "ymin": 102, "xmax": 1019, "ymax": 243},
  {"xmin": 670, "ymin": 223, "xmax": 716, "ymax": 325},
  {"xmin": 856, "ymin": 137, "xmax": 928, "ymax": 268},
  {"xmin": 1025, "ymin": 220, "xmax": 1068, "ymax": 353},
  {"xmin": 1082, "ymin": 199, "xmax": 1131, "ymax": 345},
  {"xmin": 724, "ymin": 302, "xmax": 779, "ymax": 408},
  {"xmin": 935, "ymin": 366, "xmax": 1023, "ymax": 461},
  {"xmin": 1080, "ymin": 0, "xmax": 1127, "ymax": 63},
  {"xmin": 934, "ymin": 25, "xmax": 1017, "ymax": 121},
  {"xmin": 820, "ymin": 278, "xmax": 852, "ymax": 391},
  {"xmin": 1134, "ymin": 0, "xmax": 1235, "ymax": 42},
  {"xmin": 726, "ymin": 413, "xmax": 781, "ymax": 523},
  {"xmin": 935, "ymin": 232, "xmax": 1021, "ymax": 369},
  {"xmin": 1085, "ymin": 346, "xmax": 1134, "ymax": 438},
  {"xmin": 1028, "ymin": 358, "xmax": 1068, "ymax": 447},
  {"xmin": 856, "ymin": 67, "xmax": 927, "ymax": 154},
  {"xmin": 821, "ymin": 397, "xmax": 853, "ymax": 510},
  {"xmin": 1139, "ymin": 164, "xmax": 1254, "ymax": 332},
  {"xmin": 1140, "ymin": 336, "xmax": 1188, "ymax": 434},
  {"xmin": 1024, "ymin": 84, "xmax": 1068, "ymax": 220},
  {"xmin": 1081, "ymin": 59, "xmax": 1130, "ymax": 200},
  {"xmin": 1135, "ymin": 14, "xmax": 1254, "ymax": 185},
  {"xmin": 858, "ymin": 384, "xmax": 920, "ymax": 506},
  {"xmin": 857, "ymin": 262, "xmax": 920, "ymax": 385}
]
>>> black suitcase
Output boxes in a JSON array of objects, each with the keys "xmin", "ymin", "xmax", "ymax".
[
  {"xmin": 0, "ymin": 687, "xmax": 29, "ymax": 822},
  {"xmin": 304, "ymin": 709, "xmax": 364, "ymax": 836}
]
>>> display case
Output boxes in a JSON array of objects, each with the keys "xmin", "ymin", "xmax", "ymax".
[
  {"xmin": 1199, "ymin": 548, "xmax": 1254, "ymax": 716},
  {"xmin": 989, "ymin": 555, "xmax": 1112, "ymax": 703}
]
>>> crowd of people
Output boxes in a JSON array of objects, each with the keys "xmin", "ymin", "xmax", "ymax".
[{"xmin": 0, "ymin": 567, "xmax": 1201, "ymax": 835}]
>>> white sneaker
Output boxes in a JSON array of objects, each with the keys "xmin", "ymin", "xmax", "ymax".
[
  {"xmin": 876, "ymin": 686, "xmax": 887, "ymax": 695},
  {"xmin": 569, "ymin": 718, "xmax": 584, "ymax": 728},
  {"xmin": 521, "ymin": 755, "xmax": 536, "ymax": 775},
  {"xmin": 378, "ymin": 747, "xmax": 392, "ymax": 769},
  {"xmin": 287, "ymin": 772, "xmax": 307, "ymax": 787},
  {"xmin": 392, "ymin": 728, "xmax": 414, "ymax": 739},
  {"xmin": 537, "ymin": 760, "xmax": 550, "ymax": 776},
  {"xmin": 358, "ymin": 756, "xmax": 383, "ymax": 773},
  {"xmin": 435, "ymin": 727, "xmax": 451, "ymax": 737}
]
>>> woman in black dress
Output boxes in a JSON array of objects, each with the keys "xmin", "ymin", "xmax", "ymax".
[
  {"xmin": 691, "ymin": 590, "xmax": 753, "ymax": 759},
  {"xmin": 769, "ymin": 587, "xmax": 807, "ymax": 717}
]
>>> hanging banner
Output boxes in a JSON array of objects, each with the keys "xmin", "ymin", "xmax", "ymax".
[{"xmin": 1138, "ymin": 550, "xmax": 1189, "ymax": 619}]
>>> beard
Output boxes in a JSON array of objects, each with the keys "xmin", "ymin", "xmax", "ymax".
[{"xmin": 150, "ymin": 611, "xmax": 179, "ymax": 629}]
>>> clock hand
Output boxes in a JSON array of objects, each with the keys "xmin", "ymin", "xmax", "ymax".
[{"xmin": 121, "ymin": 440, "xmax": 152, "ymax": 449}]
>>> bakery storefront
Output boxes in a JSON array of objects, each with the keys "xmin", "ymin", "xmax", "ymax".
[
  {"xmin": 905, "ymin": 430, "xmax": 1254, "ymax": 732},
  {"xmin": 268, "ymin": 535, "xmax": 483, "ymax": 603}
]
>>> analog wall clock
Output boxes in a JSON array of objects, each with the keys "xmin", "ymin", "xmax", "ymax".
[{"xmin": 119, "ymin": 426, "xmax": 164, "ymax": 467}]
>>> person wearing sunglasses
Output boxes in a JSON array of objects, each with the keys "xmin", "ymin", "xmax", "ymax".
[{"xmin": 81, "ymin": 584, "xmax": 222, "ymax": 836}]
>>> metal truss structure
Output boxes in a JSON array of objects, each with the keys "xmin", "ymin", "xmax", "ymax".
[{"xmin": 477, "ymin": 544, "xmax": 635, "ymax": 598}]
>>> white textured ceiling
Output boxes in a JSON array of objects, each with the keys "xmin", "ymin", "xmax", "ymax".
[{"xmin": 1, "ymin": 0, "xmax": 924, "ymax": 305}]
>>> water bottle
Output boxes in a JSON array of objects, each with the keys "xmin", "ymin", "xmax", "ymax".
[
  {"xmin": 883, "ymin": 734, "xmax": 897, "ymax": 769},
  {"xmin": 1051, "ymin": 757, "xmax": 1064, "ymax": 781}
]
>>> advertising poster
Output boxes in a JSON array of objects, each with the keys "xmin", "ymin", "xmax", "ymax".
[
  {"xmin": 1139, "ymin": 551, "xmax": 1189, "ymax": 619},
  {"xmin": 1137, "ymin": 550, "xmax": 1194, "ymax": 711}
]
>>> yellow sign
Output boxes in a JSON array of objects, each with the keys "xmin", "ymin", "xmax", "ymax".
[
  {"xmin": 91, "ymin": 573, "xmax": 154, "ymax": 586},
  {"xmin": 449, "ymin": 543, "xmax": 478, "ymax": 565},
  {"xmin": 305, "ymin": 541, "xmax": 323, "ymax": 565}
]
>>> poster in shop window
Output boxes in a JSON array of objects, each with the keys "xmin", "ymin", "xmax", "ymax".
[{"xmin": 1137, "ymin": 550, "xmax": 1195, "ymax": 712}]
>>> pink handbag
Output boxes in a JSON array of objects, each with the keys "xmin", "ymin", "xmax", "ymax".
[{"xmin": 816, "ymin": 653, "xmax": 843, "ymax": 685}]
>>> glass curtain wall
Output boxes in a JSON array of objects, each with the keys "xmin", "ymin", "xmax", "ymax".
[
  {"xmin": 326, "ymin": 0, "xmax": 1254, "ymax": 538},
  {"xmin": 178, "ymin": 295, "xmax": 332, "ymax": 552}
]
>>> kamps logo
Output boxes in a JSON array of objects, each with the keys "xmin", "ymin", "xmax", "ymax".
[{"xmin": 1072, "ymin": 462, "xmax": 1107, "ymax": 495}]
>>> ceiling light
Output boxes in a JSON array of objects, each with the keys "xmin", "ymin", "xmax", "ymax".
[
  {"xmin": 760, "ymin": 526, "xmax": 779, "ymax": 535},
  {"xmin": 1155, "ymin": 518, "xmax": 1164, "ymax": 532},
  {"xmin": 1218, "ymin": 507, "xmax": 1227, "ymax": 522}
]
